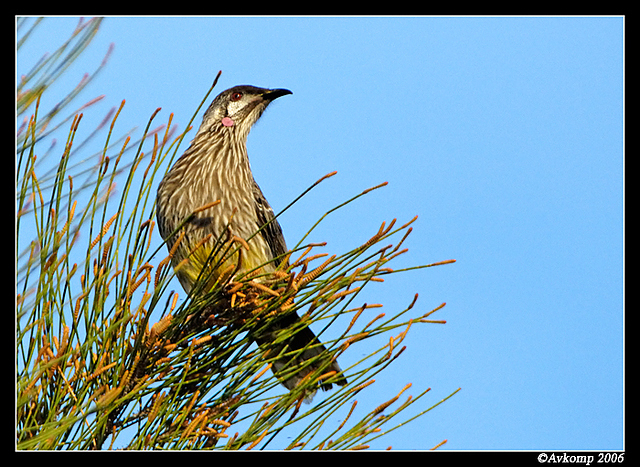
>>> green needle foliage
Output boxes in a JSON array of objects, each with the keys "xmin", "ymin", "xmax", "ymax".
[{"xmin": 16, "ymin": 17, "xmax": 459, "ymax": 450}]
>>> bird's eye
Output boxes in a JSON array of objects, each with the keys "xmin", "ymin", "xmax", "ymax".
[{"xmin": 230, "ymin": 92, "xmax": 243, "ymax": 102}]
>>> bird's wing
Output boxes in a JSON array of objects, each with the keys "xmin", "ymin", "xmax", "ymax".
[{"xmin": 252, "ymin": 178, "xmax": 288, "ymax": 265}]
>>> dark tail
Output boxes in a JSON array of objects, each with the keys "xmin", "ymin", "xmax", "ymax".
[{"xmin": 252, "ymin": 311, "xmax": 347, "ymax": 397}]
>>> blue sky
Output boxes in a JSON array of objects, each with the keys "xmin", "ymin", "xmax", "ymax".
[{"xmin": 16, "ymin": 16, "xmax": 624, "ymax": 451}]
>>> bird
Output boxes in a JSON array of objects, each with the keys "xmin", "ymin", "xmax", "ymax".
[{"xmin": 156, "ymin": 84, "xmax": 347, "ymax": 399}]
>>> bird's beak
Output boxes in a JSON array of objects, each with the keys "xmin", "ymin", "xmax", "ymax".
[{"xmin": 263, "ymin": 88, "xmax": 293, "ymax": 101}]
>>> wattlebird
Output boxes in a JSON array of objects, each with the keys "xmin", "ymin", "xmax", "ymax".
[{"xmin": 156, "ymin": 83, "xmax": 346, "ymax": 398}]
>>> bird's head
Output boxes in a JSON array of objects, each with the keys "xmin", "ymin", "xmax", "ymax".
[{"xmin": 201, "ymin": 85, "xmax": 292, "ymax": 139}]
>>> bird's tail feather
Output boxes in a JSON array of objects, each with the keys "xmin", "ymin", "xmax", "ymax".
[{"xmin": 252, "ymin": 311, "xmax": 347, "ymax": 400}]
